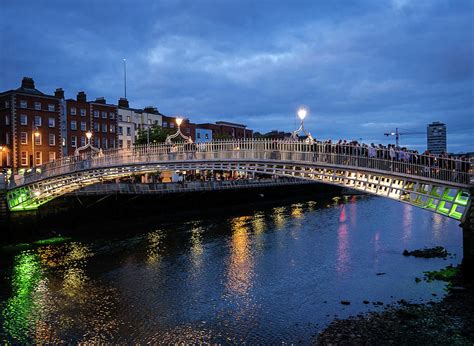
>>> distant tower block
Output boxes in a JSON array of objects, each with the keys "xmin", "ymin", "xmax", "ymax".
[{"xmin": 427, "ymin": 121, "xmax": 447, "ymax": 154}]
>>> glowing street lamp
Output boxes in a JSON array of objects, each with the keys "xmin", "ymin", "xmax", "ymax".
[
  {"xmin": 75, "ymin": 129, "xmax": 99, "ymax": 157},
  {"xmin": 165, "ymin": 117, "xmax": 192, "ymax": 144},
  {"xmin": 86, "ymin": 130, "xmax": 92, "ymax": 142},
  {"xmin": 32, "ymin": 126, "xmax": 40, "ymax": 167},
  {"xmin": 291, "ymin": 107, "xmax": 314, "ymax": 142}
]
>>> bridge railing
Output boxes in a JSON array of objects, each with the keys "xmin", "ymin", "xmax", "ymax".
[{"xmin": 16, "ymin": 139, "xmax": 472, "ymax": 187}]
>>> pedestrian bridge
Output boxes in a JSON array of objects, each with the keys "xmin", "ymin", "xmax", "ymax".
[{"xmin": 5, "ymin": 139, "xmax": 473, "ymax": 221}]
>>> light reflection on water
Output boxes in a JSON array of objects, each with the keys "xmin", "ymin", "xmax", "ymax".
[{"xmin": 0, "ymin": 196, "xmax": 464, "ymax": 343}]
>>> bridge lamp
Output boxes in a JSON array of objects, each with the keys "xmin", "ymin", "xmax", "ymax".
[
  {"xmin": 34, "ymin": 190, "xmax": 40, "ymax": 197},
  {"xmin": 86, "ymin": 131, "xmax": 92, "ymax": 142},
  {"xmin": 176, "ymin": 118, "xmax": 183, "ymax": 127},
  {"xmin": 297, "ymin": 107, "xmax": 307, "ymax": 121}
]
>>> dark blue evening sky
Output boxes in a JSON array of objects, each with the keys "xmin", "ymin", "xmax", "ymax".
[{"xmin": 1, "ymin": 0, "xmax": 473, "ymax": 152}]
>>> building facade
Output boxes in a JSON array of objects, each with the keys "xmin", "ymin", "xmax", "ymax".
[
  {"xmin": 427, "ymin": 121, "xmax": 447, "ymax": 154},
  {"xmin": 0, "ymin": 77, "xmax": 61, "ymax": 171},
  {"xmin": 195, "ymin": 128, "xmax": 213, "ymax": 143},
  {"xmin": 197, "ymin": 121, "xmax": 252, "ymax": 139}
]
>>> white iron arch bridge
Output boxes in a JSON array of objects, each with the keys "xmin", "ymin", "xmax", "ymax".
[{"xmin": 6, "ymin": 139, "xmax": 473, "ymax": 221}]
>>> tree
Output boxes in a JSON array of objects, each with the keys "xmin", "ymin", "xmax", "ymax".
[{"xmin": 135, "ymin": 125, "xmax": 175, "ymax": 144}]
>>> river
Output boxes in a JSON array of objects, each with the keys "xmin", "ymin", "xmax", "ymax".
[{"xmin": 0, "ymin": 195, "xmax": 462, "ymax": 343}]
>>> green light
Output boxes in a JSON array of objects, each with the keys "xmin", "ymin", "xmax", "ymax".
[
  {"xmin": 1, "ymin": 251, "xmax": 42, "ymax": 342},
  {"xmin": 34, "ymin": 236, "xmax": 70, "ymax": 245}
]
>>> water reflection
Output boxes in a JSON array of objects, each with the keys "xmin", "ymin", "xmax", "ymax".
[
  {"xmin": 290, "ymin": 203, "xmax": 304, "ymax": 218},
  {"xmin": 336, "ymin": 223, "xmax": 349, "ymax": 274},
  {"xmin": 402, "ymin": 204, "xmax": 413, "ymax": 242},
  {"xmin": 147, "ymin": 230, "xmax": 164, "ymax": 265},
  {"xmin": 272, "ymin": 207, "xmax": 287, "ymax": 230},
  {"xmin": 189, "ymin": 225, "xmax": 204, "ymax": 271},
  {"xmin": 226, "ymin": 216, "xmax": 254, "ymax": 297}
]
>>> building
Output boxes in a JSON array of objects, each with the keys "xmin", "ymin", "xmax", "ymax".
[
  {"xmin": 0, "ymin": 77, "xmax": 61, "ymax": 171},
  {"xmin": 195, "ymin": 127, "xmax": 213, "ymax": 143},
  {"xmin": 427, "ymin": 121, "xmax": 447, "ymax": 154},
  {"xmin": 197, "ymin": 121, "xmax": 252, "ymax": 139}
]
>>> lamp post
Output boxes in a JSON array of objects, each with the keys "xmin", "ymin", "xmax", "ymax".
[
  {"xmin": 32, "ymin": 126, "xmax": 40, "ymax": 167},
  {"xmin": 291, "ymin": 107, "xmax": 314, "ymax": 142},
  {"xmin": 165, "ymin": 117, "xmax": 192, "ymax": 144},
  {"xmin": 0, "ymin": 145, "xmax": 3, "ymax": 168},
  {"xmin": 75, "ymin": 130, "xmax": 99, "ymax": 157}
]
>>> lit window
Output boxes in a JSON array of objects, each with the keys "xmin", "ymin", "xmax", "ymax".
[
  {"xmin": 20, "ymin": 132, "xmax": 28, "ymax": 144},
  {"xmin": 80, "ymin": 121, "xmax": 87, "ymax": 131},
  {"xmin": 35, "ymin": 133, "xmax": 42, "ymax": 145},
  {"xmin": 20, "ymin": 100, "xmax": 27, "ymax": 108},
  {"xmin": 170, "ymin": 122, "xmax": 175, "ymax": 128},
  {"xmin": 71, "ymin": 136, "xmax": 77, "ymax": 148},
  {"xmin": 49, "ymin": 134, "xmax": 55, "ymax": 146},
  {"xmin": 48, "ymin": 104, "xmax": 55, "ymax": 111},
  {"xmin": 35, "ymin": 102, "xmax": 41, "ymax": 110},
  {"xmin": 35, "ymin": 116, "xmax": 42, "ymax": 127},
  {"xmin": 70, "ymin": 107, "xmax": 77, "ymax": 115},
  {"xmin": 20, "ymin": 114, "xmax": 28, "ymax": 125},
  {"xmin": 110, "ymin": 125, "xmax": 115, "ymax": 133},
  {"xmin": 35, "ymin": 151, "xmax": 42, "ymax": 165},
  {"xmin": 126, "ymin": 116, "xmax": 130, "ymax": 122},
  {"xmin": 70, "ymin": 120, "xmax": 77, "ymax": 131},
  {"xmin": 80, "ymin": 108, "xmax": 86, "ymax": 117},
  {"xmin": 48, "ymin": 117, "xmax": 55, "ymax": 128},
  {"xmin": 48, "ymin": 152, "xmax": 56, "ymax": 162},
  {"xmin": 21, "ymin": 151, "xmax": 28, "ymax": 166}
]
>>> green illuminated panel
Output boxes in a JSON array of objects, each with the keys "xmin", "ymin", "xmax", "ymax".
[
  {"xmin": 425, "ymin": 197, "xmax": 438, "ymax": 210},
  {"xmin": 454, "ymin": 191, "xmax": 469, "ymax": 206},
  {"xmin": 436, "ymin": 201, "xmax": 451, "ymax": 215}
]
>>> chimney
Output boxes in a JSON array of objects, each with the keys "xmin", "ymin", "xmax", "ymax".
[
  {"xmin": 21, "ymin": 77, "xmax": 35, "ymax": 89},
  {"xmin": 54, "ymin": 88, "xmax": 64, "ymax": 99},
  {"xmin": 118, "ymin": 98, "xmax": 129, "ymax": 108},
  {"xmin": 77, "ymin": 91, "xmax": 87, "ymax": 102},
  {"xmin": 95, "ymin": 97, "xmax": 106, "ymax": 104},
  {"xmin": 143, "ymin": 106, "xmax": 158, "ymax": 113}
]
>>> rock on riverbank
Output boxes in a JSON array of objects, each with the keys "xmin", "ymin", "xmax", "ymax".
[
  {"xmin": 403, "ymin": 246, "xmax": 449, "ymax": 258},
  {"xmin": 314, "ymin": 276, "xmax": 474, "ymax": 345}
]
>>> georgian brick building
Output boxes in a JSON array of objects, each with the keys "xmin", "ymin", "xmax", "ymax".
[
  {"xmin": 197, "ymin": 121, "xmax": 252, "ymax": 139},
  {"xmin": 0, "ymin": 77, "xmax": 61, "ymax": 171}
]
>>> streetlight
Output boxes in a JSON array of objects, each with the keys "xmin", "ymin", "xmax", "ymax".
[
  {"xmin": 32, "ymin": 126, "xmax": 40, "ymax": 167},
  {"xmin": 86, "ymin": 130, "xmax": 92, "ymax": 143},
  {"xmin": 291, "ymin": 107, "xmax": 314, "ymax": 142},
  {"xmin": 165, "ymin": 117, "xmax": 192, "ymax": 144},
  {"xmin": 75, "ymin": 129, "xmax": 99, "ymax": 157},
  {"xmin": 0, "ymin": 145, "xmax": 4, "ymax": 168}
]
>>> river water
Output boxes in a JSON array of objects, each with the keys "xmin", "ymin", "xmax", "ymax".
[{"xmin": 0, "ymin": 195, "xmax": 463, "ymax": 343}]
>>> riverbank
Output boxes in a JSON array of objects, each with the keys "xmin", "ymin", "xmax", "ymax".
[{"xmin": 314, "ymin": 269, "xmax": 474, "ymax": 345}]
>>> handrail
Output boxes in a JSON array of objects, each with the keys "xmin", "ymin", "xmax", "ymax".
[{"xmin": 14, "ymin": 139, "xmax": 473, "ymax": 188}]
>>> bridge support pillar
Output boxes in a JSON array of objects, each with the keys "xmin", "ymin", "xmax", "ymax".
[{"xmin": 461, "ymin": 188, "xmax": 474, "ymax": 281}]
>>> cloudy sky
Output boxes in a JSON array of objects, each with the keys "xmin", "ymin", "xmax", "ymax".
[{"xmin": 1, "ymin": 0, "xmax": 473, "ymax": 152}]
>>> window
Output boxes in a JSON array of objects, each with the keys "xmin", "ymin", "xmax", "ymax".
[
  {"xmin": 102, "ymin": 137, "xmax": 108, "ymax": 148},
  {"xmin": 20, "ymin": 114, "xmax": 28, "ymax": 125},
  {"xmin": 49, "ymin": 133, "xmax": 55, "ymax": 146},
  {"xmin": 49, "ymin": 152, "xmax": 56, "ymax": 162},
  {"xmin": 70, "ymin": 120, "xmax": 77, "ymax": 131},
  {"xmin": 80, "ymin": 108, "xmax": 86, "ymax": 117},
  {"xmin": 20, "ymin": 132, "xmax": 28, "ymax": 144},
  {"xmin": 118, "ymin": 114, "xmax": 123, "ymax": 122},
  {"xmin": 21, "ymin": 151, "xmax": 28, "ymax": 166},
  {"xmin": 48, "ymin": 117, "xmax": 55, "ymax": 128},
  {"xmin": 110, "ymin": 125, "xmax": 115, "ymax": 133},
  {"xmin": 93, "ymin": 110, "xmax": 99, "ymax": 118},
  {"xmin": 20, "ymin": 100, "xmax": 27, "ymax": 108},
  {"xmin": 6, "ymin": 132, "xmax": 10, "ymax": 145},
  {"xmin": 80, "ymin": 121, "xmax": 87, "ymax": 131},
  {"xmin": 5, "ymin": 101, "xmax": 10, "ymax": 108},
  {"xmin": 48, "ymin": 104, "xmax": 55, "ymax": 111},
  {"xmin": 94, "ymin": 138, "xmax": 99, "ymax": 147},
  {"xmin": 127, "ymin": 140, "xmax": 131, "ymax": 148},
  {"xmin": 110, "ymin": 138, "xmax": 115, "ymax": 148},
  {"xmin": 126, "ymin": 116, "xmax": 131, "ymax": 122},
  {"xmin": 185, "ymin": 128, "xmax": 191, "ymax": 134},
  {"xmin": 170, "ymin": 122, "xmax": 175, "ymax": 129},
  {"xmin": 118, "ymin": 126, "xmax": 123, "ymax": 135},
  {"xmin": 70, "ymin": 107, "xmax": 77, "ymax": 115},
  {"xmin": 205, "ymin": 133, "xmax": 209, "ymax": 139},
  {"xmin": 35, "ymin": 151, "xmax": 42, "ymax": 165},
  {"xmin": 101, "ymin": 111, "xmax": 107, "ymax": 119},
  {"xmin": 5, "ymin": 115, "xmax": 10, "ymax": 125},
  {"xmin": 148, "ymin": 119, "xmax": 152, "ymax": 125},
  {"xmin": 80, "ymin": 136, "xmax": 86, "ymax": 146},
  {"xmin": 163, "ymin": 121, "xmax": 168, "ymax": 127},
  {"xmin": 35, "ymin": 116, "xmax": 42, "ymax": 127},
  {"xmin": 109, "ymin": 112, "xmax": 115, "ymax": 120},
  {"xmin": 101, "ymin": 124, "xmax": 107, "ymax": 133},
  {"xmin": 35, "ymin": 102, "xmax": 41, "ymax": 110},
  {"xmin": 118, "ymin": 139, "xmax": 123, "ymax": 148},
  {"xmin": 126, "ymin": 127, "xmax": 131, "ymax": 136},
  {"xmin": 94, "ymin": 122, "xmax": 99, "ymax": 132},
  {"xmin": 197, "ymin": 133, "xmax": 201, "ymax": 139},
  {"xmin": 35, "ymin": 133, "xmax": 42, "ymax": 146},
  {"xmin": 71, "ymin": 136, "xmax": 77, "ymax": 148}
]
